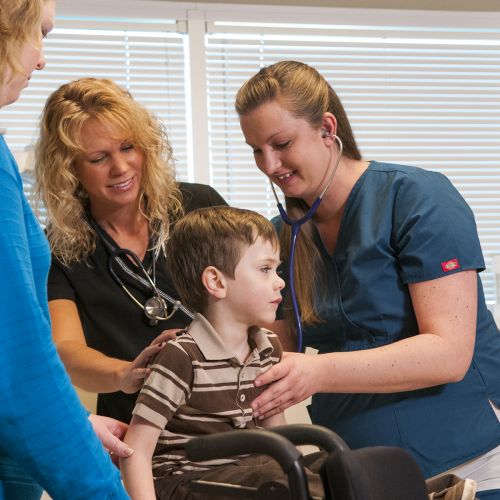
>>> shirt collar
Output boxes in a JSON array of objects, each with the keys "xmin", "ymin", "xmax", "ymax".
[{"xmin": 187, "ymin": 313, "xmax": 274, "ymax": 362}]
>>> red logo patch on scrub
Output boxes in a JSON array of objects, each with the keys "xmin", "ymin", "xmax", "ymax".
[{"xmin": 441, "ymin": 258, "xmax": 460, "ymax": 272}]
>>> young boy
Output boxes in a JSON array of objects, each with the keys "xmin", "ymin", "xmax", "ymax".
[{"xmin": 120, "ymin": 206, "xmax": 324, "ymax": 499}]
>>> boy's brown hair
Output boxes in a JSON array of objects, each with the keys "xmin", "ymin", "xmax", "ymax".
[{"xmin": 166, "ymin": 206, "xmax": 279, "ymax": 313}]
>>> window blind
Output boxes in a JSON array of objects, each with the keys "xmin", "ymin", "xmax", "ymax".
[
  {"xmin": 2, "ymin": 4, "xmax": 499, "ymax": 305},
  {"xmin": 205, "ymin": 22, "xmax": 500, "ymax": 303},
  {"xmin": 1, "ymin": 16, "xmax": 190, "ymax": 181}
]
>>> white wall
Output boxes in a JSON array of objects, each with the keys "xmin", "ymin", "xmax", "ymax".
[{"xmin": 159, "ymin": 0, "xmax": 500, "ymax": 10}]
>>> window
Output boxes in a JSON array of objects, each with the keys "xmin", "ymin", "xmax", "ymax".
[
  {"xmin": 3, "ymin": 2, "xmax": 500, "ymax": 304},
  {"xmin": 203, "ymin": 9, "xmax": 500, "ymax": 304},
  {"xmin": 1, "ymin": 12, "xmax": 190, "ymax": 180}
]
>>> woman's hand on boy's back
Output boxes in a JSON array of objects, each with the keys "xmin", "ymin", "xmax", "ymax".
[
  {"xmin": 151, "ymin": 328, "xmax": 183, "ymax": 346},
  {"xmin": 118, "ymin": 328, "xmax": 181, "ymax": 393}
]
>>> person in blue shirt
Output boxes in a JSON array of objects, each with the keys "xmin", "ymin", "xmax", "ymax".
[
  {"xmin": 0, "ymin": 1, "xmax": 132, "ymax": 498},
  {"xmin": 236, "ymin": 60, "xmax": 500, "ymax": 499}
]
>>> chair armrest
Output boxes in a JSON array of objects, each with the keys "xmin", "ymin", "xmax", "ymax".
[
  {"xmin": 185, "ymin": 429, "xmax": 301, "ymax": 469},
  {"xmin": 270, "ymin": 424, "xmax": 349, "ymax": 453}
]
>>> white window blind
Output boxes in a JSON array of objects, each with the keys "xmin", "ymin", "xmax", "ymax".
[
  {"xmin": 2, "ymin": 2, "xmax": 499, "ymax": 305},
  {"xmin": 205, "ymin": 20, "xmax": 500, "ymax": 304},
  {"xmin": 1, "ymin": 16, "xmax": 190, "ymax": 181}
]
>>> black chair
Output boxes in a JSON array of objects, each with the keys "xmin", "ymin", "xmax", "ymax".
[
  {"xmin": 185, "ymin": 424, "xmax": 429, "ymax": 500},
  {"xmin": 323, "ymin": 444, "xmax": 429, "ymax": 500}
]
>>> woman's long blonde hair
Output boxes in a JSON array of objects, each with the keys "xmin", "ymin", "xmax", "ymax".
[
  {"xmin": 235, "ymin": 61, "xmax": 361, "ymax": 326},
  {"xmin": 0, "ymin": 0, "xmax": 42, "ymax": 87},
  {"xmin": 35, "ymin": 77, "xmax": 183, "ymax": 265}
]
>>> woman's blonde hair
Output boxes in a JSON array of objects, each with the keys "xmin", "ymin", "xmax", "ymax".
[
  {"xmin": 0, "ymin": 0, "xmax": 42, "ymax": 86},
  {"xmin": 35, "ymin": 77, "xmax": 183, "ymax": 265},
  {"xmin": 235, "ymin": 61, "xmax": 361, "ymax": 326}
]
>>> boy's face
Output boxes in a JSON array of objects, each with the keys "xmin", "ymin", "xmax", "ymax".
[{"xmin": 224, "ymin": 237, "xmax": 285, "ymax": 327}]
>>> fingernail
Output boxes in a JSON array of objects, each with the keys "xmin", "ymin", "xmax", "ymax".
[
  {"xmin": 254, "ymin": 380, "xmax": 261, "ymax": 387},
  {"xmin": 125, "ymin": 447, "xmax": 134, "ymax": 456}
]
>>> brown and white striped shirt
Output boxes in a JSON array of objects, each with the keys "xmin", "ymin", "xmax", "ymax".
[{"xmin": 133, "ymin": 313, "xmax": 283, "ymax": 477}]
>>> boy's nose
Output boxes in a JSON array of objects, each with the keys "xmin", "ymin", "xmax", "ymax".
[{"xmin": 276, "ymin": 275, "xmax": 285, "ymax": 290}]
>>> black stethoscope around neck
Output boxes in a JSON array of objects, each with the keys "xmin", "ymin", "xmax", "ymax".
[
  {"xmin": 108, "ymin": 248, "xmax": 179, "ymax": 325},
  {"xmin": 91, "ymin": 220, "xmax": 194, "ymax": 326}
]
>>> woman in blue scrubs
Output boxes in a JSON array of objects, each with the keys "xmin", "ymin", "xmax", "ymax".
[{"xmin": 237, "ymin": 60, "xmax": 500, "ymax": 498}]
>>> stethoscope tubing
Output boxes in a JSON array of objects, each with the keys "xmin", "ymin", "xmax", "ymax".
[
  {"xmin": 276, "ymin": 198, "xmax": 321, "ymax": 353},
  {"xmin": 270, "ymin": 135, "xmax": 343, "ymax": 352},
  {"xmin": 89, "ymin": 217, "xmax": 194, "ymax": 321}
]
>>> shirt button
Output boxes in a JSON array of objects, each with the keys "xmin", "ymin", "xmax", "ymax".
[{"xmin": 240, "ymin": 394, "xmax": 246, "ymax": 402}]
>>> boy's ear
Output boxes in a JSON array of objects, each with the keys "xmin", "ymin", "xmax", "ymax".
[{"xmin": 201, "ymin": 266, "xmax": 227, "ymax": 299}]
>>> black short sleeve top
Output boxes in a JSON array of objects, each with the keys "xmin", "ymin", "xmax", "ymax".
[{"xmin": 48, "ymin": 182, "xmax": 227, "ymax": 422}]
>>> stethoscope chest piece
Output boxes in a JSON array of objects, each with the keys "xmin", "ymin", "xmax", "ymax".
[{"xmin": 145, "ymin": 296, "xmax": 168, "ymax": 326}]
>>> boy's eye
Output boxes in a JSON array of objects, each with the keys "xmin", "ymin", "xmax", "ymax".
[
  {"xmin": 261, "ymin": 266, "xmax": 272, "ymax": 273},
  {"xmin": 276, "ymin": 263, "xmax": 285, "ymax": 276}
]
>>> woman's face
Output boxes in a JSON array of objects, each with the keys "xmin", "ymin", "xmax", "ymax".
[
  {"xmin": 0, "ymin": 0, "xmax": 56, "ymax": 107},
  {"xmin": 239, "ymin": 100, "xmax": 331, "ymax": 204},
  {"xmin": 74, "ymin": 119, "xmax": 144, "ymax": 218}
]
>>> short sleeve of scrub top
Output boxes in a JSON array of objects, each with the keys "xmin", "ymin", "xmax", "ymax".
[{"xmin": 392, "ymin": 167, "xmax": 485, "ymax": 283}]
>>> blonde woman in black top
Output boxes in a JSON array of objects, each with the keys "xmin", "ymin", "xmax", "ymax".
[{"xmin": 35, "ymin": 78, "xmax": 226, "ymax": 423}]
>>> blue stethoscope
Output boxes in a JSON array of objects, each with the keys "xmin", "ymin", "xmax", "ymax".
[{"xmin": 269, "ymin": 134, "xmax": 343, "ymax": 352}]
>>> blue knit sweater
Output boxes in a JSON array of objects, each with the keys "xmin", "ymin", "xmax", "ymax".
[{"xmin": 0, "ymin": 135, "xmax": 128, "ymax": 499}]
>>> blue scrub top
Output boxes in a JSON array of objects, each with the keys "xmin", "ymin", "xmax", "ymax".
[{"xmin": 275, "ymin": 161, "xmax": 500, "ymax": 478}]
